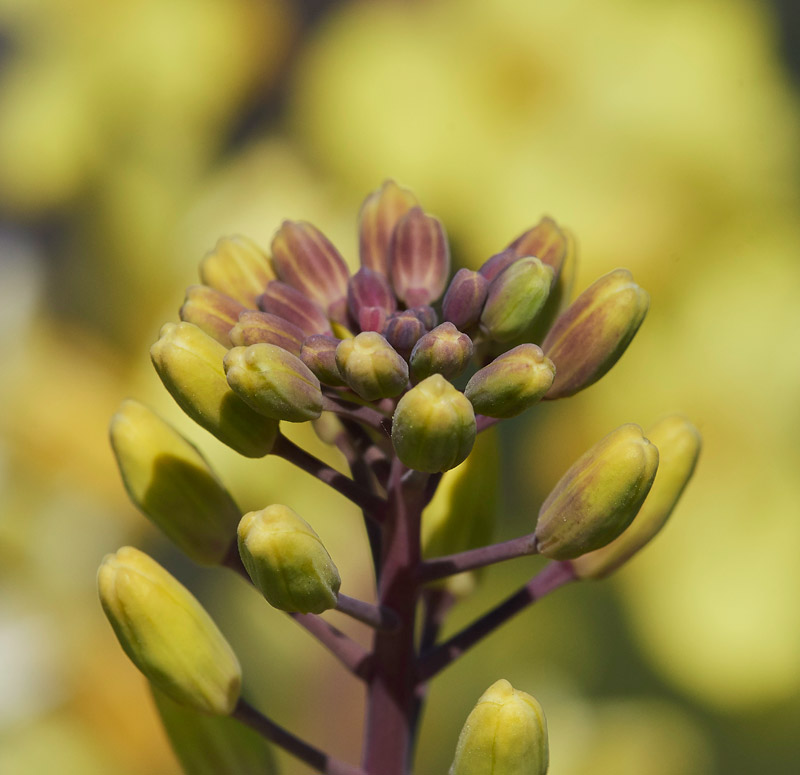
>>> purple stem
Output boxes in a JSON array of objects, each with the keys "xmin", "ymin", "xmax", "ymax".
[
  {"xmin": 336, "ymin": 593, "xmax": 400, "ymax": 631},
  {"xmin": 417, "ymin": 533, "xmax": 539, "ymax": 583},
  {"xmin": 476, "ymin": 414, "xmax": 501, "ymax": 433},
  {"xmin": 415, "ymin": 561, "xmax": 577, "ymax": 683},
  {"xmin": 322, "ymin": 396, "xmax": 390, "ymax": 431},
  {"xmin": 234, "ymin": 699, "xmax": 366, "ymax": 775}
]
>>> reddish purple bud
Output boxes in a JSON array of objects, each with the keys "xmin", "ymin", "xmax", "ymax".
[
  {"xmin": 383, "ymin": 310, "xmax": 427, "ymax": 359},
  {"xmin": 300, "ymin": 334, "xmax": 346, "ymax": 386},
  {"xmin": 347, "ymin": 267, "xmax": 397, "ymax": 324},
  {"xmin": 408, "ymin": 305, "xmax": 438, "ymax": 330},
  {"xmin": 410, "ymin": 322, "xmax": 473, "ymax": 382},
  {"xmin": 442, "ymin": 269, "xmax": 489, "ymax": 331},
  {"xmin": 258, "ymin": 281, "xmax": 331, "ymax": 338},
  {"xmin": 179, "ymin": 285, "xmax": 244, "ymax": 347},
  {"xmin": 359, "ymin": 180, "xmax": 420, "ymax": 275},
  {"xmin": 389, "ymin": 207, "xmax": 450, "ymax": 307},
  {"xmin": 271, "ymin": 221, "xmax": 350, "ymax": 324},
  {"xmin": 507, "ymin": 217, "xmax": 567, "ymax": 278},
  {"xmin": 358, "ymin": 306, "xmax": 388, "ymax": 333},
  {"xmin": 229, "ymin": 310, "xmax": 305, "ymax": 356},
  {"xmin": 478, "ymin": 249, "xmax": 519, "ymax": 283}
]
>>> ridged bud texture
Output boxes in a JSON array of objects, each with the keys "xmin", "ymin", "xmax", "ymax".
[
  {"xmin": 383, "ymin": 310, "xmax": 427, "ymax": 359},
  {"xmin": 442, "ymin": 268, "xmax": 489, "ymax": 331},
  {"xmin": 300, "ymin": 334, "xmax": 346, "ymax": 386},
  {"xmin": 199, "ymin": 236, "xmax": 274, "ymax": 308},
  {"xmin": 507, "ymin": 216, "xmax": 567, "ymax": 276},
  {"xmin": 179, "ymin": 285, "xmax": 244, "ymax": 348},
  {"xmin": 335, "ymin": 331, "xmax": 409, "ymax": 400},
  {"xmin": 229, "ymin": 310, "xmax": 305, "ymax": 356},
  {"xmin": 410, "ymin": 322, "xmax": 474, "ymax": 382},
  {"xmin": 359, "ymin": 180, "xmax": 419, "ymax": 275},
  {"xmin": 258, "ymin": 281, "xmax": 332, "ymax": 338}
]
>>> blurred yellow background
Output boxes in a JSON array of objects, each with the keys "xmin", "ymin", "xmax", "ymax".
[{"xmin": 1, "ymin": 0, "xmax": 798, "ymax": 772}]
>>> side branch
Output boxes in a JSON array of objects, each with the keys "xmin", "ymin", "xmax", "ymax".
[
  {"xmin": 233, "ymin": 699, "xmax": 367, "ymax": 775},
  {"xmin": 336, "ymin": 593, "xmax": 400, "ymax": 631},
  {"xmin": 416, "ymin": 561, "xmax": 576, "ymax": 683},
  {"xmin": 291, "ymin": 613, "xmax": 374, "ymax": 680},
  {"xmin": 322, "ymin": 396, "xmax": 390, "ymax": 432}
]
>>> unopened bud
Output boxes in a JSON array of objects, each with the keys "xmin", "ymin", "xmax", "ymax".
[
  {"xmin": 271, "ymin": 221, "xmax": 350, "ymax": 324},
  {"xmin": 179, "ymin": 285, "xmax": 244, "ymax": 347},
  {"xmin": 480, "ymin": 257, "xmax": 553, "ymax": 342},
  {"xmin": 389, "ymin": 207, "xmax": 450, "ymax": 307},
  {"xmin": 383, "ymin": 310, "xmax": 427, "ymax": 359},
  {"xmin": 391, "ymin": 375, "xmax": 476, "ymax": 473},
  {"xmin": 238, "ymin": 505, "xmax": 341, "ymax": 614},
  {"xmin": 535, "ymin": 424, "xmax": 659, "ymax": 560},
  {"xmin": 224, "ymin": 344, "xmax": 323, "ymax": 423},
  {"xmin": 478, "ymin": 248, "xmax": 519, "ymax": 283},
  {"xmin": 335, "ymin": 332, "xmax": 409, "ymax": 400},
  {"xmin": 450, "ymin": 679, "xmax": 548, "ymax": 775},
  {"xmin": 150, "ymin": 322, "xmax": 278, "ymax": 458},
  {"xmin": 359, "ymin": 179, "xmax": 420, "ymax": 275},
  {"xmin": 348, "ymin": 267, "xmax": 397, "ymax": 327},
  {"xmin": 98, "ymin": 547, "xmax": 241, "ymax": 715},
  {"xmin": 410, "ymin": 322, "xmax": 473, "ymax": 382},
  {"xmin": 442, "ymin": 268, "xmax": 489, "ymax": 331},
  {"xmin": 572, "ymin": 415, "xmax": 701, "ymax": 579},
  {"xmin": 507, "ymin": 216, "xmax": 567, "ymax": 276},
  {"xmin": 199, "ymin": 236, "xmax": 274, "ymax": 308},
  {"xmin": 542, "ymin": 268, "xmax": 648, "ymax": 399},
  {"xmin": 229, "ymin": 310, "xmax": 305, "ymax": 356},
  {"xmin": 465, "ymin": 344, "xmax": 555, "ymax": 418},
  {"xmin": 409, "ymin": 305, "xmax": 438, "ymax": 330},
  {"xmin": 300, "ymin": 334, "xmax": 346, "ymax": 386},
  {"xmin": 258, "ymin": 281, "xmax": 332, "ymax": 338},
  {"xmin": 110, "ymin": 400, "xmax": 240, "ymax": 565}
]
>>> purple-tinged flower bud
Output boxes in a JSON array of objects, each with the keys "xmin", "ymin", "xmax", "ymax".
[
  {"xmin": 480, "ymin": 257, "xmax": 554, "ymax": 342},
  {"xmin": 383, "ymin": 310, "xmax": 427, "ymax": 359},
  {"xmin": 271, "ymin": 221, "xmax": 350, "ymax": 324},
  {"xmin": 465, "ymin": 344, "xmax": 555, "ymax": 418},
  {"xmin": 238, "ymin": 505, "xmax": 340, "ymax": 615},
  {"xmin": 391, "ymin": 375, "xmax": 476, "ymax": 473},
  {"xmin": 258, "ymin": 281, "xmax": 332, "ymax": 338},
  {"xmin": 450, "ymin": 679, "xmax": 548, "ymax": 775},
  {"xmin": 98, "ymin": 547, "xmax": 241, "ymax": 715},
  {"xmin": 571, "ymin": 415, "xmax": 701, "ymax": 579},
  {"xmin": 442, "ymin": 268, "xmax": 489, "ymax": 331},
  {"xmin": 409, "ymin": 305, "xmax": 438, "ymax": 330},
  {"xmin": 534, "ymin": 424, "xmax": 659, "ymax": 560},
  {"xmin": 224, "ymin": 343, "xmax": 323, "ymax": 423},
  {"xmin": 179, "ymin": 285, "xmax": 244, "ymax": 348},
  {"xmin": 199, "ymin": 236, "xmax": 275, "ymax": 308},
  {"xmin": 410, "ymin": 323, "xmax": 473, "ymax": 382},
  {"xmin": 358, "ymin": 306, "xmax": 389, "ymax": 333},
  {"xmin": 300, "ymin": 334, "xmax": 346, "ymax": 386},
  {"xmin": 151, "ymin": 322, "xmax": 278, "ymax": 458},
  {"xmin": 389, "ymin": 207, "xmax": 450, "ymax": 307},
  {"xmin": 109, "ymin": 400, "xmax": 241, "ymax": 565},
  {"xmin": 542, "ymin": 268, "xmax": 649, "ymax": 399},
  {"xmin": 229, "ymin": 310, "xmax": 305, "ymax": 356},
  {"xmin": 335, "ymin": 332, "xmax": 409, "ymax": 400},
  {"xmin": 347, "ymin": 267, "xmax": 397, "ymax": 327},
  {"xmin": 359, "ymin": 179, "xmax": 420, "ymax": 275},
  {"xmin": 478, "ymin": 248, "xmax": 519, "ymax": 283},
  {"xmin": 507, "ymin": 216, "xmax": 567, "ymax": 277}
]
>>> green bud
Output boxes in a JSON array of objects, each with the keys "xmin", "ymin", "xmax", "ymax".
[
  {"xmin": 335, "ymin": 331, "xmax": 409, "ymax": 400},
  {"xmin": 224, "ymin": 343, "xmax": 323, "ymax": 423},
  {"xmin": 199, "ymin": 236, "xmax": 275, "ymax": 308},
  {"xmin": 179, "ymin": 285, "xmax": 244, "ymax": 348},
  {"xmin": 109, "ymin": 400, "xmax": 241, "ymax": 565},
  {"xmin": 98, "ymin": 547, "xmax": 241, "ymax": 715},
  {"xmin": 391, "ymin": 375, "xmax": 476, "ymax": 473},
  {"xmin": 480, "ymin": 257, "xmax": 554, "ymax": 343},
  {"xmin": 465, "ymin": 344, "xmax": 555, "ymax": 418},
  {"xmin": 571, "ymin": 415, "xmax": 701, "ymax": 579},
  {"xmin": 150, "ymin": 322, "xmax": 278, "ymax": 458},
  {"xmin": 542, "ymin": 268, "xmax": 648, "ymax": 399},
  {"xmin": 535, "ymin": 424, "xmax": 659, "ymax": 560},
  {"xmin": 237, "ymin": 505, "xmax": 341, "ymax": 614},
  {"xmin": 450, "ymin": 679, "xmax": 548, "ymax": 775},
  {"xmin": 422, "ymin": 429, "xmax": 499, "ymax": 596},
  {"xmin": 410, "ymin": 322, "xmax": 474, "ymax": 382}
]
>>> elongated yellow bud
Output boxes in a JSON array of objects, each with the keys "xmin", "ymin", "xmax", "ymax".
[
  {"xmin": 238, "ymin": 505, "xmax": 341, "ymax": 614},
  {"xmin": 109, "ymin": 400, "xmax": 240, "ymax": 565},
  {"xmin": 335, "ymin": 331, "xmax": 408, "ymax": 400},
  {"xmin": 571, "ymin": 415, "xmax": 701, "ymax": 578},
  {"xmin": 199, "ymin": 236, "xmax": 275, "ymax": 308},
  {"xmin": 450, "ymin": 679, "xmax": 548, "ymax": 775},
  {"xmin": 98, "ymin": 547, "xmax": 241, "ymax": 715}
]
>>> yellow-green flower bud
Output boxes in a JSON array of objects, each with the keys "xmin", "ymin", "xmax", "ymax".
[
  {"xmin": 571, "ymin": 415, "xmax": 701, "ymax": 579},
  {"xmin": 450, "ymin": 679, "xmax": 548, "ymax": 775},
  {"xmin": 150, "ymin": 323, "xmax": 279, "ymax": 458},
  {"xmin": 109, "ymin": 400, "xmax": 241, "ymax": 565},
  {"xmin": 410, "ymin": 322, "xmax": 474, "ymax": 382},
  {"xmin": 98, "ymin": 547, "xmax": 241, "ymax": 715},
  {"xmin": 480, "ymin": 257, "xmax": 554, "ymax": 343},
  {"xmin": 223, "ymin": 343, "xmax": 323, "ymax": 423},
  {"xmin": 237, "ymin": 505, "xmax": 341, "ymax": 614},
  {"xmin": 465, "ymin": 344, "xmax": 555, "ymax": 419},
  {"xmin": 391, "ymin": 375, "xmax": 476, "ymax": 473},
  {"xmin": 422, "ymin": 429, "xmax": 499, "ymax": 596},
  {"xmin": 535, "ymin": 424, "xmax": 659, "ymax": 560},
  {"xmin": 542, "ymin": 268, "xmax": 648, "ymax": 399},
  {"xmin": 335, "ymin": 331, "xmax": 409, "ymax": 400},
  {"xmin": 199, "ymin": 236, "xmax": 275, "ymax": 308},
  {"xmin": 179, "ymin": 285, "xmax": 244, "ymax": 348}
]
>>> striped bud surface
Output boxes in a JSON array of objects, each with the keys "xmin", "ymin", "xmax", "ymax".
[
  {"xmin": 335, "ymin": 331, "xmax": 409, "ymax": 400},
  {"xmin": 410, "ymin": 322, "xmax": 474, "ymax": 382},
  {"xmin": 258, "ymin": 281, "xmax": 332, "ymax": 338},
  {"xmin": 442, "ymin": 268, "xmax": 489, "ymax": 331},
  {"xmin": 179, "ymin": 285, "xmax": 244, "ymax": 348},
  {"xmin": 199, "ymin": 236, "xmax": 274, "ymax": 308},
  {"xmin": 359, "ymin": 179, "xmax": 420, "ymax": 275},
  {"xmin": 229, "ymin": 310, "xmax": 305, "ymax": 356}
]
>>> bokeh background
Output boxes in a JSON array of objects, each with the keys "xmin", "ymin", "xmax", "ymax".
[{"xmin": 1, "ymin": 0, "xmax": 799, "ymax": 772}]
